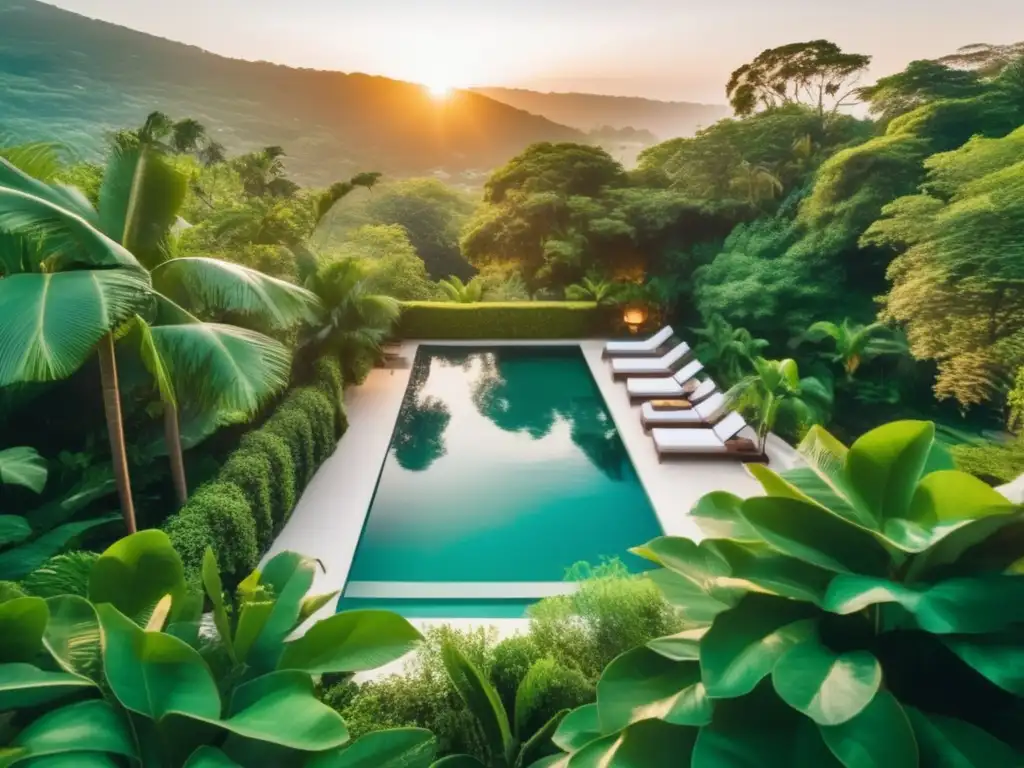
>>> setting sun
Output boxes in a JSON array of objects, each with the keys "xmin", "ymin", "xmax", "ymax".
[{"xmin": 425, "ymin": 81, "xmax": 453, "ymax": 99}]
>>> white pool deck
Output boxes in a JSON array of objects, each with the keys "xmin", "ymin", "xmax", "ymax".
[{"xmin": 265, "ymin": 339, "xmax": 801, "ymax": 642}]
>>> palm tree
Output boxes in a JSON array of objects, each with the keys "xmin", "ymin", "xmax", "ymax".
[
  {"xmin": 313, "ymin": 172, "xmax": 382, "ymax": 225},
  {"xmin": 730, "ymin": 160, "xmax": 783, "ymax": 205},
  {"xmin": 0, "ymin": 148, "xmax": 320, "ymax": 524},
  {"xmin": 302, "ymin": 258, "xmax": 401, "ymax": 366},
  {"xmin": 726, "ymin": 357, "xmax": 833, "ymax": 454},
  {"xmin": 234, "ymin": 146, "xmax": 299, "ymax": 198},
  {"xmin": 565, "ymin": 276, "xmax": 621, "ymax": 304},
  {"xmin": 439, "ymin": 275, "xmax": 484, "ymax": 303},
  {"xmin": 197, "ymin": 141, "xmax": 227, "ymax": 168},
  {"xmin": 169, "ymin": 118, "xmax": 207, "ymax": 154},
  {"xmin": 692, "ymin": 314, "xmax": 769, "ymax": 384},
  {"xmin": 796, "ymin": 319, "xmax": 908, "ymax": 380}
]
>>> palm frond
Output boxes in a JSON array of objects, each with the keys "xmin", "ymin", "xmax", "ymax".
[
  {"xmin": 0, "ymin": 269, "xmax": 152, "ymax": 385},
  {"xmin": 0, "ymin": 446, "xmax": 48, "ymax": 493},
  {"xmin": 0, "ymin": 186, "xmax": 142, "ymax": 272},
  {"xmin": 150, "ymin": 323, "xmax": 292, "ymax": 415},
  {"xmin": 98, "ymin": 147, "xmax": 188, "ymax": 270},
  {"xmin": 151, "ymin": 256, "xmax": 322, "ymax": 330},
  {"xmin": 0, "ymin": 141, "xmax": 66, "ymax": 182},
  {"xmin": 0, "ymin": 157, "xmax": 98, "ymax": 226}
]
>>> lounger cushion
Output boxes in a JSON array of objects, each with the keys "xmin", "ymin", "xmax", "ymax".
[
  {"xmin": 604, "ymin": 326, "xmax": 674, "ymax": 354},
  {"xmin": 652, "ymin": 428, "xmax": 727, "ymax": 453},
  {"xmin": 611, "ymin": 341, "xmax": 690, "ymax": 374},
  {"xmin": 643, "ymin": 405, "xmax": 704, "ymax": 424},
  {"xmin": 628, "ymin": 378, "xmax": 686, "ymax": 397}
]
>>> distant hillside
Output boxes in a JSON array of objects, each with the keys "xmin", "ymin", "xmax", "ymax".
[
  {"xmin": 472, "ymin": 87, "xmax": 730, "ymax": 140},
  {"xmin": 0, "ymin": 0, "xmax": 582, "ymax": 185}
]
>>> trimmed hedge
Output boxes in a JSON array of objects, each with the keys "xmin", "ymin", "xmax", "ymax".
[
  {"xmin": 397, "ymin": 301, "xmax": 604, "ymax": 339},
  {"xmin": 164, "ymin": 354, "xmax": 347, "ymax": 583}
]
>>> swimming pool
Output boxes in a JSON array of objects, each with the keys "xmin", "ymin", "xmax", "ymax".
[{"xmin": 337, "ymin": 345, "xmax": 662, "ymax": 618}]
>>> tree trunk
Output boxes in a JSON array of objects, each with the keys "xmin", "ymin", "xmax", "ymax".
[
  {"xmin": 97, "ymin": 332, "xmax": 136, "ymax": 533},
  {"xmin": 164, "ymin": 403, "xmax": 188, "ymax": 506}
]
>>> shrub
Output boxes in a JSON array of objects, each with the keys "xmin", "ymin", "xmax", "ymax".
[
  {"xmin": 238, "ymin": 430, "xmax": 296, "ymax": 525},
  {"xmin": 491, "ymin": 634, "xmax": 544, "ymax": 714},
  {"xmin": 527, "ymin": 559, "xmax": 685, "ymax": 681},
  {"xmin": 397, "ymin": 301, "xmax": 604, "ymax": 339},
  {"xmin": 953, "ymin": 437, "xmax": 1024, "ymax": 485},
  {"xmin": 288, "ymin": 388, "xmax": 337, "ymax": 465},
  {"xmin": 265, "ymin": 400, "xmax": 317, "ymax": 486},
  {"xmin": 218, "ymin": 450, "xmax": 275, "ymax": 547},
  {"xmin": 514, "ymin": 657, "xmax": 594, "ymax": 738},
  {"xmin": 165, "ymin": 482, "xmax": 258, "ymax": 583}
]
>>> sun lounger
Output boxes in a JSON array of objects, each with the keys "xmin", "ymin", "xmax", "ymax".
[
  {"xmin": 611, "ymin": 341, "xmax": 690, "ymax": 379},
  {"xmin": 652, "ymin": 412, "xmax": 765, "ymax": 461},
  {"xmin": 603, "ymin": 326, "xmax": 674, "ymax": 357},
  {"xmin": 641, "ymin": 392, "xmax": 729, "ymax": 430},
  {"xmin": 625, "ymin": 360, "xmax": 705, "ymax": 400}
]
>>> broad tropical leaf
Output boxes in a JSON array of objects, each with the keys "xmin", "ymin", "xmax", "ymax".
[
  {"xmin": 771, "ymin": 637, "xmax": 881, "ymax": 725},
  {"xmin": 567, "ymin": 719, "xmax": 697, "ymax": 767},
  {"xmin": 0, "ymin": 141, "xmax": 66, "ymax": 181},
  {"xmin": 818, "ymin": 691, "xmax": 918, "ymax": 768},
  {"xmin": 0, "ymin": 515, "xmax": 32, "ymax": 546},
  {"xmin": 88, "ymin": 530, "xmax": 187, "ymax": 624},
  {"xmin": 597, "ymin": 648, "xmax": 712, "ymax": 733},
  {"xmin": 151, "ymin": 257, "xmax": 321, "ymax": 330},
  {"xmin": 689, "ymin": 492, "xmax": 759, "ymax": 542},
  {"xmin": 278, "ymin": 609, "xmax": 422, "ymax": 674},
  {"xmin": 845, "ymin": 420, "xmax": 935, "ymax": 525},
  {"xmin": 0, "ymin": 269, "xmax": 151, "ymax": 385},
  {"xmin": 905, "ymin": 706, "xmax": 1021, "ymax": 766},
  {"xmin": 245, "ymin": 551, "xmax": 318, "ymax": 672},
  {"xmin": 699, "ymin": 594, "xmax": 816, "ymax": 699},
  {"xmin": 646, "ymin": 628, "xmax": 707, "ymax": 662},
  {"xmin": 0, "ymin": 157, "xmax": 99, "ymax": 228},
  {"xmin": 0, "ymin": 596, "xmax": 48, "ymax": 662},
  {"xmin": 307, "ymin": 728, "xmax": 436, "ymax": 768},
  {"xmin": 552, "ymin": 704, "xmax": 602, "ymax": 752},
  {"xmin": 98, "ymin": 146, "xmax": 187, "ymax": 270},
  {"xmin": 0, "ymin": 663, "xmax": 95, "ymax": 710},
  {"xmin": 150, "ymin": 323, "xmax": 291, "ymax": 414},
  {"xmin": 942, "ymin": 633, "xmax": 1024, "ymax": 695},
  {"xmin": 8, "ymin": 700, "xmax": 136, "ymax": 763},
  {"xmin": 43, "ymin": 595, "xmax": 103, "ymax": 682},
  {"xmin": 0, "ymin": 446, "xmax": 47, "ymax": 493}
]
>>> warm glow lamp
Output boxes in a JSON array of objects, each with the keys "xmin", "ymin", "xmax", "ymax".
[{"xmin": 623, "ymin": 304, "xmax": 648, "ymax": 334}]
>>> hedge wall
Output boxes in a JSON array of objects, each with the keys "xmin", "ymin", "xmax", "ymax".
[
  {"xmin": 164, "ymin": 354, "xmax": 349, "ymax": 584},
  {"xmin": 397, "ymin": 302, "xmax": 604, "ymax": 339}
]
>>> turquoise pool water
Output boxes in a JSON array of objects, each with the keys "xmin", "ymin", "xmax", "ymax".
[{"xmin": 337, "ymin": 346, "xmax": 662, "ymax": 618}]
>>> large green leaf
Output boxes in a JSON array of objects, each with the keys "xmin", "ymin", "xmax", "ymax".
[
  {"xmin": 519, "ymin": 710, "xmax": 568, "ymax": 768},
  {"xmin": 0, "ymin": 516, "xmax": 31, "ymax": 546},
  {"xmin": 10, "ymin": 754, "xmax": 121, "ymax": 767},
  {"xmin": 772, "ymin": 637, "xmax": 881, "ymax": 725},
  {"xmin": 42, "ymin": 595, "xmax": 103, "ymax": 683},
  {"xmin": 0, "ymin": 156, "xmax": 97, "ymax": 223},
  {"xmin": 0, "ymin": 514, "xmax": 120, "ymax": 581},
  {"xmin": 0, "ymin": 181, "xmax": 141, "ymax": 272},
  {"xmin": 279, "ymin": 610, "xmax": 421, "ymax": 674},
  {"xmin": 245, "ymin": 551, "xmax": 317, "ymax": 672},
  {"xmin": 567, "ymin": 719, "xmax": 697, "ymax": 767},
  {"xmin": 96, "ymin": 603, "xmax": 221, "ymax": 720},
  {"xmin": 689, "ymin": 492, "xmax": 759, "ymax": 542},
  {"xmin": 597, "ymin": 648, "xmax": 712, "ymax": 733},
  {"xmin": 441, "ymin": 642, "xmax": 512, "ymax": 765},
  {"xmin": 738, "ymin": 497, "xmax": 891, "ymax": 576},
  {"xmin": 0, "ymin": 596, "xmax": 48, "ymax": 662},
  {"xmin": 150, "ymin": 323, "xmax": 291, "ymax": 415},
  {"xmin": 710, "ymin": 539, "xmax": 834, "ymax": 605},
  {"xmin": 700, "ymin": 594, "xmax": 816, "ymax": 698},
  {"xmin": 906, "ymin": 511, "xmax": 1024, "ymax": 580},
  {"xmin": 824, "ymin": 574, "xmax": 1024, "ymax": 633},
  {"xmin": 818, "ymin": 691, "xmax": 918, "ymax": 768},
  {"xmin": 306, "ymin": 728, "xmax": 436, "ymax": 768},
  {"xmin": 905, "ymin": 706, "xmax": 1021, "ymax": 766},
  {"xmin": 0, "ymin": 269, "xmax": 151, "ymax": 386},
  {"xmin": 907, "ymin": 470, "xmax": 1015, "ymax": 525},
  {"xmin": 632, "ymin": 537, "xmax": 744, "ymax": 606},
  {"xmin": 943, "ymin": 633, "xmax": 1024, "ymax": 695},
  {"xmin": 691, "ymin": 690, "xmax": 842, "ymax": 768},
  {"xmin": 9, "ymin": 700, "xmax": 135, "ymax": 763},
  {"xmin": 0, "ymin": 447, "xmax": 47, "ymax": 493},
  {"xmin": 646, "ymin": 569, "xmax": 735, "ymax": 625},
  {"xmin": 183, "ymin": 747, "xmax": 243, "ymax": 767},
  {"xmin": 213, "ymin": 670, "xmax": 349, "ymax": 751},
  {"xmin": 98, "ymin": 146, "xmax": 187, "ymax": 270},
  {"xmin": 846, "ymin": 420, "xmax": 935, "ymax": 526},
  {"xmin": 430, "ymin": 758, "xmax": 486, "ymax": 767},
  {"xmin": 151, "ymin": 257, "xmax": 321, "ymax": 331},
  {"xmin": 552, "ymin": 704, "xmax": 601, "ymax": 752},
  {"xmin": 89, "ymin": 530, "xmax": 186, "ymax": 625},
  {"xmin": 0, "ymin": 664, "xmax": 95, "ymax": 710},
  {"xmin": 788, "ymin": 425, "xmax": 871, "ymax": 526},
  {"xmin": 646, "ymin": 628, "xmax": 707, "ymax": 662}
]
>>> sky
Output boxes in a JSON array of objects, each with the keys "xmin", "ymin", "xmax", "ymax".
[{"xmin": 45, "ymin": 0, "xmax": 1024, "ymax": 103}]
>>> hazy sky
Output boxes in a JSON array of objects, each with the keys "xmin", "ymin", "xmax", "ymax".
[{"xmin": 46, "ymin": 0, "xmax": 1024, "ymax": 102}]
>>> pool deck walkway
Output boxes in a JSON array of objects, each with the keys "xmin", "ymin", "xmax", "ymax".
[{"xmin": 265, "ymin": 339, "xmax": 800, "ymax": 635}]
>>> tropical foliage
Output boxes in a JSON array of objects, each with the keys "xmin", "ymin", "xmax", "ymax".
[
  {"xmin": 544, "ymin": 420, "xmax": 1024, "ymax": 765},
  {"xmin": 0, "ymin": 530, "xmax": 431, "ymax": 766}
]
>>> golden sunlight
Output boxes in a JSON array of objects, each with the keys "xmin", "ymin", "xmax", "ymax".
[{"xmin": 425, "ymin": 80, "xmax": 453, "ymax": 99}]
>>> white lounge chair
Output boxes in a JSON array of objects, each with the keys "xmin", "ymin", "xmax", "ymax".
[
  {"xmin": 625, "ymin": 360, "xmax": 705, "ymax": 400},
  {"xmin": 611, "ymin": 341, "xmax": 690, "ymax": 379},
  {"xmin": 603, "ymin": 326, "xmax": 674, "ymax": 357},
  {"xmin": 652, "ymin": 412, "xmax": 763, "ymax": 461},
  {"xmin": 641, "ymin": 392, "xmax": 729, "ymax": 430}
]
